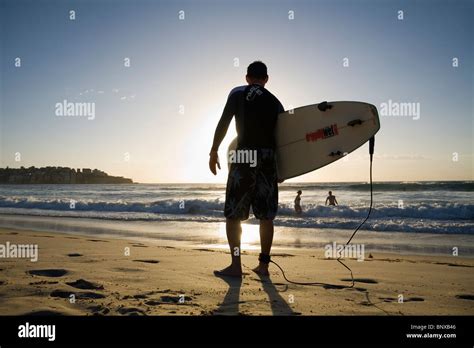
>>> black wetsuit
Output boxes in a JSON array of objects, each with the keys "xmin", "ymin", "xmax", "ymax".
[
  {"xmin": 211, "ymin": 84, "xmax": 284, "ymax": 151},
  {"xmin": 212, "ymin": 84, "xmax": 284, "ymax": 220}
]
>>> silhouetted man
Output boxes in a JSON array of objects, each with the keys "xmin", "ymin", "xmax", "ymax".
[{"xmin": 209, "ymin": 61, "xmax": 284, "ymax": 277}]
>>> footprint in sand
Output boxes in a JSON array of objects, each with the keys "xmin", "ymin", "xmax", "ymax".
[
  {"xmin": 88, "ymin": 305, "xmax": 110, "ymax": 315},
  {"xmin": 323, "ymin": 284, "xmax": 349, "ymax": 290},
  {"xmin": 341, "ymin": 278, "xmax": 378, "ymax": 284},
  {"xmin": 133, "ymin": 294, "xmax": 148, "ymax": 299},
  {"xmin": 145, "ymin": 295, "xmax": 193, "ymax": 306},
  {"xmin": 29, "ymin": 280, "xmax": 58, "ymax": 285},
  {"xmin": 28, "ymin": 269, "xmax": 69, "ymax": 277},
  {"xmin": 354, "ymin": 287, "xmax": 367, "ymax": 292},
  {"xmin": 321, "ymin": 284, "xmax": 367, "ymax": 291},
  {"xmin": 434, "ymin": 262, "xmax": 473, "ymax": 268},
  {"xmin": 67, "ymin": 253, "xmax": 83, "ymax": 257},
  {"xmin": 50, "ymin": 289, "xmax": 105, "ymax": 299},
  {"xmin": 117, "ymin": 307, "xmax": 147, "ymax": 316},
  {"xmin": 87, "ymin": 239, "xmax": 109, "ymax": 243},
  {"xmin": 130, "ymin": 243, "xmax": 148, "ymax": 248},
  {"xmin": 407, "ymin": 297, "xmax": 424, "ymax": 302},
  {"xmin": 196, "ymin": 248, "xmax": 217, "ymax": 252},
  {"xmin": 161, "ymin": 295, "xmax": 193, "ymax": 303},
  {"xmin": 379, "ymin": 297, "xmax": 396, "ymax": 302},
  {"xmin": 455, "ymin": 294, "xmax": 474, "ymax": 301},
  {"xmin": 133, "ymin": 259, "xmax": 159, "ymax": 264},
  {"xmin": 66, "ymin": 279, "xmax": 104, "ymax": 290},
  {"xmin": 113, "ymin": 267, "xmax": 144, "ymax": 272},
  {"xmin": 124, "ymin": 289, "xmax": 174, "ymax": 301},
  {"xmin": 379, "ymin": 296, "xmax": 424, "ymax": 303},
  {"xmin": 123, "ymin": 294, "xmax": 149, "ymax": 299}
]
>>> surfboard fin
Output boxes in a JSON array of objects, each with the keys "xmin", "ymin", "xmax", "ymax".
[
  {"xmin": 317, "ymin": 101, "xmax": 333, "ymax": 112},
  {"xmin": 347, "ymin": 119, "xmax": 364, "ymax": 127}
]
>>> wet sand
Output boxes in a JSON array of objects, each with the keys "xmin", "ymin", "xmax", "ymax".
[{"xmin": 0, "ymin": 228, "xmax": 473, "ymax": 316}]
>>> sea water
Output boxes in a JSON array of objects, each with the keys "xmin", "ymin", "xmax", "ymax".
[{"xmin": 0, "ymin": 182, "xmax": 472, "ymax": 255}]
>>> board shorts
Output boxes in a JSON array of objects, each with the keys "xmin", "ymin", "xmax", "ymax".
[{"xmin": 224, "ymin": 148, "xmax": 278, "ymax": 220}]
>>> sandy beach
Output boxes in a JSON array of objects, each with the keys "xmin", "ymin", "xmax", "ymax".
[{"xmin": 1, "ymin": 227, "xmax": 473, "ymax": 316}]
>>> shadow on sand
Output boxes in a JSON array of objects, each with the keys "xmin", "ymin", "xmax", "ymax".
[
  {"xmin": 256, "ymin": 273, "xmax": 296, "ymax": 315},
  {"xmin": 214, "ymin": 273, "xmax": 296, "ymax": 315},
  {"xmin": 214, "ymin": 275, "xmax": 242, "ymax": 315}
]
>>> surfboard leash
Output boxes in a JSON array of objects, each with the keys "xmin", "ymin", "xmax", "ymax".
[{"xmin": 270, "ymin": 136, "xmax": 375, "ymax": 288}]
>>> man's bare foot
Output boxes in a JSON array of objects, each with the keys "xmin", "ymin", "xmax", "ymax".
[
  {"xmin": 214, "ymin": 264, "xmax": 243, "ymax": 278},
  {"xmin": 252, "ymin": 263, "xmax": 269, "ymax": 276}
]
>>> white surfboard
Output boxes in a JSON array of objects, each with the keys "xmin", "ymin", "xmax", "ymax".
[{"xmin": 227, "ymin": 101, "xmax": 380, "ymax": 181}]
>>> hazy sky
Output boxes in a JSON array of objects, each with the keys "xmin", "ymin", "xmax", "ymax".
[{"xmin": 1, "ymin": 0, "xmax": 472, "ymax": 183}]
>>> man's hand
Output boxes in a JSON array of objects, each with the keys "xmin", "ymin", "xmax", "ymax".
[{"xmin": 209, "ymin": 150, "xmax": 221, "ymax": 175}]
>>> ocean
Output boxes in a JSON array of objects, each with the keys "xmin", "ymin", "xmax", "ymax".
[{"xmin": 0, "ymin": 181, "xmax": 473, "ymax": 255}]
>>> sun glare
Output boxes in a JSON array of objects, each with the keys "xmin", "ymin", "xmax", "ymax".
[{"xmin": 218, "ymin": 222, "xmax": 260, "ymax": 250}]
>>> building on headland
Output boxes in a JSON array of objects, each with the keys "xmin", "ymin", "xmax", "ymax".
[{"xmin": 0, "ymin": 166, "xmax": 133, "ymax": 184}]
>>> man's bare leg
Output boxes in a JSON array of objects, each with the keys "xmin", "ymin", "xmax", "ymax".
[
  {"xmin": 214, "ymin": 218, "xmax": 243, "ymax": 277},
  {"xmin": 252, "ymin": 219, "xmax": 274, "ymax": 276}
]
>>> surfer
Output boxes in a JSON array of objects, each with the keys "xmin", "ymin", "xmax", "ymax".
[
  {"xmin": 209, "ymin": 61, "xmax": 284, "ymax": 277},
  {"xmin": 294, "ymin": 190, "xmax": 302, "ymax": 214},
  {"xmin": 325, "ymin": 191, "xmax": 338, "ymax": 206}
]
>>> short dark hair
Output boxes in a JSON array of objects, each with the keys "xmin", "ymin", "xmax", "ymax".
[{"xmin": 247, "ymin": 61, "xmax": 268, "ymax": 79}]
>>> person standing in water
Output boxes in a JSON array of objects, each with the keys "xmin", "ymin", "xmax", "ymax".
[
  {"xmin": 209, "ymin": 61, "xmax": 284, "ymax": 277},
  {"xmin": 294, "ymin": 190, "xmax": 302, "ymax": 214},
  {"xmin": 325, "ymin": 191, "xmax": 338, "ymax": 206}
]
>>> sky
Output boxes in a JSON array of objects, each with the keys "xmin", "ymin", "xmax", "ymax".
[{"xmin": 1, "ymin": 0, "xmax": 472, "ymax": 183}]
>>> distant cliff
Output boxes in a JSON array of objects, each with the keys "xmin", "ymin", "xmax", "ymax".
[{"xmin": 0, "ymin": 167, "xmax": 133, "ymax": 184}]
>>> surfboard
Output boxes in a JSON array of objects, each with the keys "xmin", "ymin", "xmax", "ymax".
[{"xmin": 227, "ymin": 101, "xmax": 380, "ymax": 181}]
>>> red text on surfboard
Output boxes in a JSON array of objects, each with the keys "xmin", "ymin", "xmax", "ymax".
[{"xmin": 306, "ymin": 124, "xmax": 339, "ymax": 142}]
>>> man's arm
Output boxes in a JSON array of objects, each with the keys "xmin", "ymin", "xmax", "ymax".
[
  {"xmin": 210, "ymin": 92, "xmax": 237, "ymax": 152},
  {"xmin": 209, "ymin": 91, "xmax": 237, "ymax": 175},
  {"xmin": 325, "ymin": 197, "xmax": 329, "ymax": 205},
  {"xmin": 335, "ymin": 197, "xmax": 338, "ymax": 206}
]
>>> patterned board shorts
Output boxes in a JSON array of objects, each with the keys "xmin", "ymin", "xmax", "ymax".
[{"xmin": 224, "ymin": 148, "xmax": 278, "ymax": 220}]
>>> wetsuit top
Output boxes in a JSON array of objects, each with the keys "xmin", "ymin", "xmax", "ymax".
[{"xmin": 211, "ymin": 84, "xmax": 284, "ymax": 151}]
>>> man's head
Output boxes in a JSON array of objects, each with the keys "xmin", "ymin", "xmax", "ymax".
[
  {"xmin": 297, "ymin": 190, "xmax": 302, "ymax": 195},
  {"xmin": 246, "ymin": 61, "xmax": 269, "ymax": 86},
  {"xmin": 328, "ymin": 191, "xmax": 332, "ymax": 195}
]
